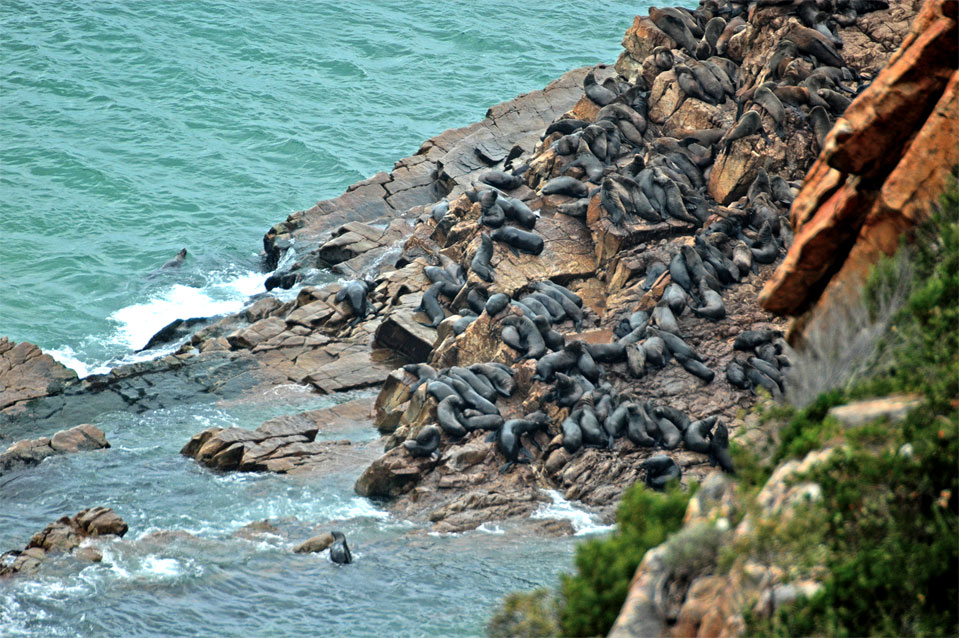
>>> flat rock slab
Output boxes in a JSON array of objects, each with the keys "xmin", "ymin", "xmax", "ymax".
[
  {"xmin": 182, "ymin": 397, "xmax": 380, "ymax": 475},
  {"xmin": 0, "ymin": 424, "xmax": 109, "ymax": 476}
]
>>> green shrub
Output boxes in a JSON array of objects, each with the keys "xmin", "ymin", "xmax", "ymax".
[
  {"xmin": 745, "ymin": 172, "xmax": 959, "ymax": 637},
  {"xmin": 558, "ymin": 481, "xmax": 695, "ymax": 637},
  {"xmin": 486, "ymin": 588, "xmax": 560, "ymax": 638}
]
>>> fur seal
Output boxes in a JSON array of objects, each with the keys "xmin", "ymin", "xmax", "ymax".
[
  {"xmin": 329, "ymin": 531, "xmax": 353, "ymax": 564},
  {"xmin": 469, "ymin": 234, "xmax": 495, "ymax": 282},
  {"xmin": 643, "ymin": 262, "xmax": 668, "ymax": 290},
  {"xmin": 503, "ymin": 314, "xmax": 546, "ymax": 360},
  {"xmin": 750, "ymin": 222, "xmax": 779, "ymax": 264},
  {"xmin": 691, "ymin": 282, "xmax": 727, "ymax": 320},
  {"xmin": 675, "ymin": 351, "xmax": 716, "ymax": 383},
  {"xmin": 733, "ymin": 329, "xmax": 781, "ymax": 350},
  {"xmin": 578, "ymin": 407, "xmax": 608, "ymax": 448},
  {"xmin": 463, "ymin": 414, "xmax": 504, "ymax": 432},
  {"xmin": 544, "ymin": 119, "xmax": 589, "ymax": 137},
  {"xmin": 532, "ymin": 315, "xmax": 565, "ymax": 351},
  {"xmin": 649, "ymin": 7, "xmax": 698, "ymax": 53},
  {"xmin": 626, "ymin": 343, "xmax": 647, "ymax": 377},
  {"xmin": 583, "ymin": 69, "xmax": 619, "ymax": 106},
  {"xmin": 418, "ymin": 282, "xmax": 447, "ymax": 327},
  {"xmin": 685, "ymin": 416, "xmax": 717, "ymax": 453},
  {"xmin": 403, "ymin": 424, "xmax": 441, "ymax": 458},
  {"xmin": 652, "ymin": 305, "xmax": 681, "ymax": 335},
  {"xmin": 556, "ymin": 199, "xmax": 588, "ymax": 219},
  {"xmin": 719, "ymin": 111, "xmax": 767, "ymax": 152},
  {"xmin": 160, "ymin": 248, "xmax": 187, "ymax": 270},
  {"xmin": 553, "ymin": 372, "xmax": 584, "ymax": 408},
  {"xmin": 437, "ymin": 395, "xmax": 467, "ymax": 438},
  {"xmin": 541, "ymin": 176, "xmax": 589, "ymax": 198},
  {"xmin": 586, "ymin": 342, "xmax": 627, "ymax": 363},
  {"xmin": 500, "ymin": 196, "xmax": 538, "ymax": 229},
  {"xmin": 336, "ymin": 280, "xmax": 374, "ymax": 325},
  {"xmin": 725, "ymin": 360, "xmax": 751, "ymax": 389},
  {"xmin": 561, "ymin": 409, "xmax": 584, "ymax": 453},
  {"xmin": 490, "ymin": 227, "xmax": 544, "ymax": 256},
  {"xmin": 431, "ymin": 200, "xmax": 449, "ymax": 222},
  {"xmin": 450, "ymin": 366, "xmax": 497, "ymax": 402},
  {"xmin": 480, "ymin": 170, "xmax": 523, "ymax": 191},
  {"xmin": 753, "ymin": 85, "xmax": 786, "ymax": 138},
  {"xmin": 485, "ymin": 293, "xmax": 510, "ymax": 316},
  {"xmin": 449, "ymin": 377, "xmax": 499, "ymax": 415},
  {"xmin": 709, "ymin": 421, "xmax": 735, "ymax": 473},
  {"xmin": 470, "ymin": 363, "xmax": 516, "ymax": 397},
  {"xmin": 426, "ymin": 380, "xmax": 459, "ymax": 403},
  {"xmin": 626, "ymin": 404, "xmax": 657, "ymax": 447},
  {"xmin": 642, "ymin": 336, "xmax": 668, "ymax": 368},
  {"xmin": 653, "ymin": 412, "xmax": 683, "ymax": 449},
  {"xmin": 643, "ymin": 455, "xmax": 681, "ymax": 490},
  {"xmin": 534, "ymin": 348, "xmax": 579, "ymax": 382}
]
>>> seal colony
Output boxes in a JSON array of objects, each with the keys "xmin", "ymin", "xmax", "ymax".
[
  {"xmin": 5, "ymin": 0, "xmax": 909, "ymax": 536},
  {"xmin": 345, "ymin": 0, "xmax": 890, "ymax": 514}
]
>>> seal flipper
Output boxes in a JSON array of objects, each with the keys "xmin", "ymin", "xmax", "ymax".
[
  {"xmin": 519, "ymin": 446, "xmax": 534, "ymax": 460},
  {"xmin": 485, "ymin": 431, "xmax": 499, "ymax": 443},
  {"xmin": 499, "ymin": 461, "xmax": 514, "ymax": 474}
]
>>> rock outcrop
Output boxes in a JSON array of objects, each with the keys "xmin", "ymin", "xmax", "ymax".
[
  {"xmin": 180, "ymin": 397, "xmax": 381, "ymax": 474},
  {"xmin": 760, "ymin": 0, "xmax": 957, "ymax": 339},
  {"xmin": 0, "ymin": 423, "xmax": 109, "ymax": 475},
  {"xmin": 1, "ymin": 507, "xmax": 127, "ymax": 578},
  {"xmin": 0, "ymin": 337, "xmax": 77, "ymax": 422}
]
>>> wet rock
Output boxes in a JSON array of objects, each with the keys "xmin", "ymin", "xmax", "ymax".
[
  {"xmin": 0, "ymin": 424, "xmax": 109, "ymax": 475},
  {"xmin": 182, "ymin": 397, "xmax": 377, "ymax": 474},
  {"xmin": 354, "ymin": 446, "xmax": 440, "ymax": 498},
  {"xmin": 0, "ymin": 337, "xmax": 78, "ymax": 418},
  {"xmin": 2, "ymin": 507, "xmax": 127, "ymax": 578}
]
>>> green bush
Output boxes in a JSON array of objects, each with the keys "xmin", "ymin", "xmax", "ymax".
[
  {"xmin": 557, "ymin": 481, "xmax": 695, "ymax": 637},
  {"xmin": 486, "ymin": 588, "xmax": 560, "ymax": 638}
]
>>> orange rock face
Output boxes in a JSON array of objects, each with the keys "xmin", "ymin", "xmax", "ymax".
[{"xmin": 760, "ymin": 0, "xmax": 958, "ymax": 326}]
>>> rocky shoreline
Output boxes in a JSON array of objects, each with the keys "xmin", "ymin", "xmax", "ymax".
[{"xmin": 1, "ymin": 0, "xmax": 922, "ymax": 558}]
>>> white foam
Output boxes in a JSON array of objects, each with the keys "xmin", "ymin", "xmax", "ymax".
[
  {"xmin": 532, "ymin": 489, "xmax": 616, "ymax": 536},
  {"xmin": 476, "ymin": 522, "xmax": 505, "ymax": 535},
  {"xmin": 109, "ymin": 270, "xmax": 264, "ymax": 351},
  {"xmin": 141, "ymin": 556, "xmax": 183, "ymax": 578},
  {"xmin": 45, "ymin": 345, "xmax": 95, "ymax": 378},
  {"xmin": 44, "ymin": 269, "xmax": 270, "ymax": 377}
]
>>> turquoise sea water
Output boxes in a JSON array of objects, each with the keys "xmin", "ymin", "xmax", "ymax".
[{"xmin": 0, "ymin": 2, "xmax": 654, "ymax": 635}]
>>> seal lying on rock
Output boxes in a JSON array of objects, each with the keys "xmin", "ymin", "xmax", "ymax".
[{"xmin": 402, "ymin": 425, "xmax": 441, "ymax": 459}]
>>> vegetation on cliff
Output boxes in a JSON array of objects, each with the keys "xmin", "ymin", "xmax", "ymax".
[{"xmin": 734, "ymin": 175, "xmax": 959, "ymax": 637}]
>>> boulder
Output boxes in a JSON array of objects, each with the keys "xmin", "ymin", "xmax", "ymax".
[
  {"xmin": 0, "ymin": 338, "xmax": 78, "ymax": 416},
  {"xmin": 0, "ymin": 424, "xmax": 109, "ymax": 475}
]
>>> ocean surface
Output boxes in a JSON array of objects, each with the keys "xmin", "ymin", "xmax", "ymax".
[{"xmin": 1, "ymin": 1, "xmax": 651, "ymax": 635}]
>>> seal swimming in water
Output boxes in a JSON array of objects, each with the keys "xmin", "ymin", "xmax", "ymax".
[
  {"xmin": 329, "ymin": 531, "xmax": 353, "ymax": 564},
  {"xmin": 162, "ymin": 248, "xmax": 187, "ymax": 269}
]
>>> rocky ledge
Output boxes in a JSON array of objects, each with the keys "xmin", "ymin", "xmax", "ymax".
[
  {"xmin": 0, "ymin": 507, "xmax": 128, "ymax": 578},
  {"xmin": 0, "ymin": 0, "xmax": 921, "ymax": 535},
  {"xmin": 0, "ymin": 423, "xmax": 109, "ymax": 476}
]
